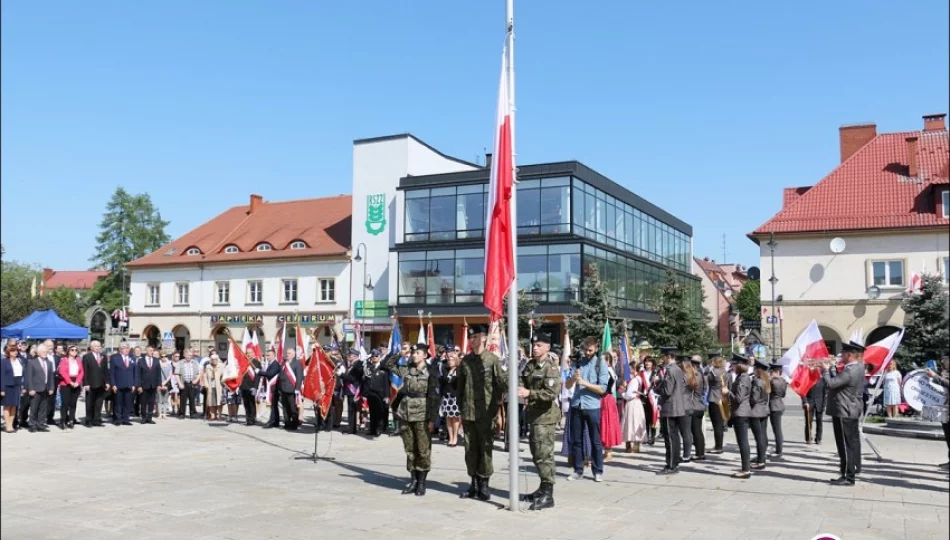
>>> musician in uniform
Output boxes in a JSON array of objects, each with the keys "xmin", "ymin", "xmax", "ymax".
[
  {"xmin": 706, "ymin": 351, "xmax": 728, "ymax": 454},
  {"xmin": 457, "ymin": 324, "xmax": 506, "ymax": 501},
  {"xmin": 685, "ymin": 355, "xmax": 707, "ymax": 462},
  {"xmin": 654, "ymin": 346, "xmax": 690, "ymax": 475},
  {"xmin": 749, "ymin": 358, "xmax": 771, "ymax": 470},
  {"xmin": 518, "ymin": 333, "xmax": 561, "ymax": 510},
  {"xmin": 728, "ymin": 354, "xmax": 753, "ymax": 479},
  {"xmin": 822, "ymin": 341, "xmax": 866, "ymax": 486},
  {"xmin": 768, "ymin": 363, "xmax": 787, "ymax": 458},
  {"xmin": 384, "ymin": 343, "xmax": 439, "ymax": 496}
]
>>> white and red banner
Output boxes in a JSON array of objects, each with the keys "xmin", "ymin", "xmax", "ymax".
[
  {"xmin": 864, "ymin": 329, "xmax": 904, "ymax": 379},
  {"xmin": 223, "ymin": 337, "xmax": 251, "ymax": 392},
  {"xmin": 483, "ymin": 38, "xmax": 515, "ymax": 321},
  {"xmin": 781, "ymin": 320, "xmax": 830, "ymax": 397},
  {"xmin": 296, "ymin": 325, "xmax": 310, "ymax": 362},
  {"xmin": 250, "ymin": 329, "xmax": 262, "ymax": 359}
]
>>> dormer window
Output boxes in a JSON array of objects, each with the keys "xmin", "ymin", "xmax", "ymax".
[
  {"xmin": 256, "ymin": 243, "xmax": 273, "ymax": 252},
  {"xmin": 185, "ymin": 247, "xmax": 201, "ymax": 256},
  {"xmin": 290, "ymin": 241, "xmax": 307, "ymax": 250},
  {"xmin": 942, "ymin": 190, "xmax": 949, "ymax": 219},
  {"xmin": 224, "ymin": 245, "xmax": 240, "ymax": 254}
]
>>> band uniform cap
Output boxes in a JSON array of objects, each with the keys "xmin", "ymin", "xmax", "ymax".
[
  {"xmin": 731, "ymin": 354, "xmax": 751, "ymax": 365},
  {"xmin": 347, "ymin": 348, "xmax": 360, "ymax": 357},
  {"xmin": 842, "ymin": 341, "xmax": 866, "ymax": 353},
  {"xmin": 707, "ymin": 350, "xmax": 723, "ymax": 360},
  {"xmin": 769, "ymin": 363, "xmax": 784, "ymax": 371},
  {"xmin": 659, "ymin": 346, "xmax": 678, "ymax": 356},
  {"xmin": 689, "ymin": 356, "xmax": 703, "ymax": 365},
  {"xmin": 754, "ymin": 358, "xmax": 770, "ymax": 371},
  {"xmin": 531, "ymin": 333, "xmax": 552, "ymax": 345},
  {"xmin": 468, "ymin": 324, "xmax": 489, "ymax": 335}
]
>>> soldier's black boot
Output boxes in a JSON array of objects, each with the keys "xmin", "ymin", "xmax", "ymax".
[
  {"xmin": 476, "ymin": 476, "xmax": 490, "ymax": 501},
  {"xmin": 415, "ymin": 471, "xmax": 428, "ymax": 497},
  {"xmin": 460, "ymin": 477, "xmax": 478, "ymax": 499},
  {"xmin": 519, "ymin": 487, "xmax": 540, "ymax": 503},
  {"xmin": 401, "ymin": 471, "xmax": 419, "ymax": 495},
  {"xmin": 529, "ymin": 483, "xmax": 554, "ymax": 510}
]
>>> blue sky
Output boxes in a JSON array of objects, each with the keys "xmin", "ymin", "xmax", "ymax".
[{"xmin": 2, "ymin": 1, "xmax": 948, "ymax": 271}]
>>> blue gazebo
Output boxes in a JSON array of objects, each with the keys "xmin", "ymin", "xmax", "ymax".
[{"xmin": 0, "ymin": 309, "xmax": 89, "ymax": 340}]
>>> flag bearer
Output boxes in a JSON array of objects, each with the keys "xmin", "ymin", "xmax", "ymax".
[{"xmin": 518, "ymin": 333, "xmax": 561, "ymax": 510}]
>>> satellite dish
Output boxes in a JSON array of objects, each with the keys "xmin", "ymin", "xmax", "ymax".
[
  {"xmin": 830, "ymin": 237, "xmax": 846, "ymax": 254},
  {"xmin": 747, "ymin": 266, "xmax": 761, "ymax": 280}
]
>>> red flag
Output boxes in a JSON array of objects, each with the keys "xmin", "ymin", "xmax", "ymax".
[
  {"xmin": 302, "ymin": 345, "xmax": 336, "ymax": 417},
  {"xmin": 864, "ymin": 329, "xmax": 904, "ymax": 378},
  {"xmin": 427, "ymin": 320, "xmax": 436, "ymax": 358},
  {"xmin": 223, "ymin": 338, "xmax": 250, "ymax": 392},
  {"xmin": 789, "ymin": 364, "xmax": 822, "ymax": 397},
  {"xmin": 250, "ymin": 329, "xmax": 262, "ymax": 359},
  {"xmin": 483, "ymin": 40, "xmax": 515, "ymax": 321}
]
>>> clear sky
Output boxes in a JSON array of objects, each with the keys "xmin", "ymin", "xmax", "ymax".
[{"xmin": 2, "ymin": 1, "xmax": 948, "ymax": 271}]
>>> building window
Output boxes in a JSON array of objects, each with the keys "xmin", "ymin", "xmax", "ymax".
[
  {"xmin": 282, "ymin": 279, "xmax": 298, "ymax": 303},
  {"xmin": 871, "ymin": 260, "xmax": 904, "ymax": 287},
  {"xmin": 404, "ymin": 185, "xmax": 489, "ymax": 241},
  {"xmin": 318, "ymin": 278, "xmax": 335, "ymax": 302},
  {"xmin": 224, "ymin": 245, "xmax": 239, "ymax": 254},
  {"xmin": 290, "ymin": 240, "xmax": 307, "ymax": 250},
  {"xmin": 943, "ymin": 257, "xmax": 949, "ymax": 283},
  {"xmin": 186, "ymin": 247, "xmax": 201, "ymax": 256},
  {"xmin": 215, "ymin": 281, "xmax": 230, "ymax": 305},
  {"xmin": 175, "ymin": 282, "xmax": 190, "ymax": 305},
  {"xmin": 582, "ymin": 244, "xmax": 697, "ymax": 311},
  {"xmin": 247, "ymin": 280, "xmax": 263, "ymax": 304},
  {"xmin": 943, "ymin": 191, "xmax": 949, "ymax": 218},
  {"xmin": 256, "ymin": 243, "xmax": 273, "ymax": 252},
  {"xmin": 516, "ymin": 177, "xmax": 571, "ymax": 235},
  {"xmin": 147, "ymin": 284, "xmax": 160, "ymax": 306}
]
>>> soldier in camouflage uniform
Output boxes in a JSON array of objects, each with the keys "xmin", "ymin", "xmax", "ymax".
[
  {"xmin": 383, "ymin": 343, "xmax": 439, "ymax": 496},
  {"xmin": 518, "ymin": 332, "xmax": 561, "ymax": 510},
  {"xmin": 457, "ymin": 324, "xmax": 506, "ymax": 502}
]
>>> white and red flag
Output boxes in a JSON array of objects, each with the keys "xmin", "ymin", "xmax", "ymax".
[
  {"xmin": 267, "ymin": 321, "xmax": 287, "ymax": 402},
  {"xmin": 223, "ymin": 337, "xmax": 251, "ymax": 392},
  {"xmin": 250, "ymin": 329, "xmax": 262, "ymax": 358},
  {"xmin": 427, "ymin": 320, "xmax": 436, "ymax": 358},
  {"xmin": 780, "ymin": 320, "xmax": 830, "ymax": 397},
  {"xmin": 863, "ymin": 329, "xmax": 904, "ymax": 379},
  {"xmin": 242, "ymin": 328, "xmax": 254, "ymax": 356},
  {"xmin": 296, "ymin": 325, "xmax": 310, "ymax": 362},
  {"xmin": 483, "ymin": 38, "xmax": 515, "ymax": 321}
]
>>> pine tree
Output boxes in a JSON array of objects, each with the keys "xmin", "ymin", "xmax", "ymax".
[
  {"xmin": 895, "ymin": 274, "xmax": 950, "ymax": 371},
  {"xmin": 567, "ymin": 263, "xmax": 620, "ymax": 346},
  {"xmin": 633, "ymin": 270, "xmax": 715, "ymax": 355}
]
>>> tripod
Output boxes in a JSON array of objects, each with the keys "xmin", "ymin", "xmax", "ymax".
[{"xmin": 294, "ymin": 402, "xmax": 336, "ymax": 463}]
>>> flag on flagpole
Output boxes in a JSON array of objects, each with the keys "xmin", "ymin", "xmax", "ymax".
[
  {"xmin": 223, "ymin": 337, "xmax": 251, "ymax": 392},
  {"xmin": 267, "ymin": 321, "xmax": 287, "ymax": 403},
  {"xmin": 302, "ymin": 344, "xmax": 336, "ymax": 416},
  {"xmin": 618, "ymin": 332, "xmax": 632, "ymax": 383},
  {"xmin": 387, "ymin": 317, "xmax": 404, "ymax": 403},
  {"xmin": 250, "ymin": 329, "xmax": 262, "ymax": 358},
  {"xmin": 427, "ymin": 320, "xmax": 436, "ymax": 359},
  {"xmin": 781, "ymin": 320, "xmax": 830, "ymax": 396},
  {"xmin": 417, "ymin": 318, "xmax": 426, "ymax": 346},
  {"xmin": 296, "ymin": 325, "xmax": 310, "ymax": 362},
  {"xmin": 483, "ymin": 37, "xmax": 515, "ymax": 322},
  {"xmin": 601, "ymin": 320, "xmax": 612, "ymax": 357},
  {"xmin": 242, "ymin": 328, "xmax": 253, "ymax": 357},
  {"xmin": 863, "ymin": 329, "xmax": 904, "ymax": 378}
]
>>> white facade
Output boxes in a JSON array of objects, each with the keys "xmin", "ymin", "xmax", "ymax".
[
  {"xmin": 129, "ymin": 258, "xmax": 350, "ymax": 354},
  {"xmin": 759, "ymin": 230, "xmax": 949, "ymax": 352},
  {"xmin": 349, "ymin": 135, "xmax": 479, "ymax": 335}
]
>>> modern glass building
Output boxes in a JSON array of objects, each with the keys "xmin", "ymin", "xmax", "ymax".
[{"xmin": 392, "ymin": 159, "xmax": 700, "ymax": 343}]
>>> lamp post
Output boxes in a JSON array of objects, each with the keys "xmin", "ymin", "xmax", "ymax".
[
  {"xmin": 767, "ymin": 233, "xmax": 779, "ymax": 361},
  {"xmin": 354, "ymin": 243, "xmax": 368, "ymax": 347}
]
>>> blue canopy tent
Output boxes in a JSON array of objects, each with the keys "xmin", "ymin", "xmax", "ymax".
[{"xmin": 0, "ymin": 309, "xmax": 89, "ymax": 340}]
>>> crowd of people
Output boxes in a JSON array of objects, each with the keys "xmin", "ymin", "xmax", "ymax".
[{"xmin": 2, "ymin": 330, "xmax": 948, "ymax": 507}]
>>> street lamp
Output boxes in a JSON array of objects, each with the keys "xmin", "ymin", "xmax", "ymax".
[
  {"xmin": 767, "ymin": 233, "xmax": 779, "ymax": 361},
  {"xmin": 354, "ymin": 243, "xmax": 369, "ymax": 346}
]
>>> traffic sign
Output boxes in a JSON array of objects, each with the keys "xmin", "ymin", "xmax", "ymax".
[
  {"xmin": 766, "ymin": 316, "xmax": 778, "ymax": 324},
  {"xmin": 162, "ymin": 331, "xmax": 174, "ymax": 341}
]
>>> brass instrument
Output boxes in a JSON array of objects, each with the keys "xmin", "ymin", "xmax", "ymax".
[{"xmin": 718, "ymin": 370, "xmax": 731, "ymax": 422}]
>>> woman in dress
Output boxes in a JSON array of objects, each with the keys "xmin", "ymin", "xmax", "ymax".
[
  {"xmin": 168, "ymin": 352, "xmax": 180, "ymax": 417},
  {"xmin": 56, "ymin": 345, "xmax": 84, "ymax": 429},
  {"xmin": 600, "ymin": 351, "xmax": 623, "ymax": 463},
  {"xmin": 158, "ymin": 354, "xmax": 173, "ymax": 419},
  {"xmin": 202, "ymin": 354, "xmax": 224, "ymax": 421},
  {"xmin": 1, "ymin": 343, "xmax": 24, "ymax": 433},
  {"xmin": 620, "ymin": 359, "xmax": 647, "ymax": 453},
  {"xmin": 882, "ymin": 361, "xmax": 902, "ymax": 418},
  {"xmin": 440, "ymin": 350, "xmax": 461, "ymax": 447}
]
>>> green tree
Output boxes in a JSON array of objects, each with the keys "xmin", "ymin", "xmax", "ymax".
[
  {"xmin": 634, "ymin": 270, "xmax": 716, "ymax": 355},
  {"xmin": 567, "ymin": 263, "xmax": 620, "ymax": 346},
  {"xmin": 895, "ymin": 274, "xmax": 950, "ymax": 371},
  {"xmin": 500, "ymin": 292, "xmax": 546, "ymax": 350},
  {"xmin": 734, "ymin": 279, "xmax": 761, "ymax": 323},
  {"xmin": 36, "ymin": 288, "xmax": 88, "ymax": 327},
  {"xmin": 0, "ymin": 261, "xmax": 88, "ymax": 328},
  {"xmin": 89, "ymin": 187, "xmax": 170, "ymax": 311}
]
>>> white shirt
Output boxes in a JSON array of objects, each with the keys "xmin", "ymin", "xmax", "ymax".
[
  {"xmin": 11, "ymin": 358, "xmax": 23, "ymax": 377},
  {"xmin": 68, "ymin": 358, "xmax": 80, "ymax": 377}
]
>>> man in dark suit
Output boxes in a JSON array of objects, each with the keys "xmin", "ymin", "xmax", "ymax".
[
  {"xmin": 42, "ymin": 340, "xmax": 62, "ymax": 426},
  {"xmin": 137, "ymin": 348, "xmax": 162, "ymax": 424},
  {"xmin": 266, "ymin": 347, "xmax": 303, "ymax": 431},
  {"xmin": 240, "ymin": 345, "xmax": 261, "ymax": 426},
  {"xmin": 261, "ymin": 349, "xmax": 282, "ymax": 429},
  {"xmin": 364, "ymin": 350, "xmax": 390, "ymax": 437},
  {"xmin": 109, "ymin": 342, "xmax": 138, "ymax": 426},
  {"xmin": 822, "ymin": 342, "xmax": 866, "ymax": 486},
  {"xmin": 131, "ymin": 346, "xmax": 146, "ymax": 417},
  {"xmin": 340, "ymin": 348, "xmax": 365, "ymax": 434},
  {"xmin": 25, "ymin": 343, "xmax": 56, "ymax": 432},
  {"xmin": 804, "ymin": 372, "xmax": 827, "ymax": 444},
  {"xmin": 82, "ymin": 340, "xmax": 110, "ymax": 427}
]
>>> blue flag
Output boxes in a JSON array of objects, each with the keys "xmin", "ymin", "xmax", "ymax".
[{"xmin": 619, "ymin": 334, "xmax": 632, "ymax": 382}]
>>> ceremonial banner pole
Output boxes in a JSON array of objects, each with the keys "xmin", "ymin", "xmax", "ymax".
[{"xmin": 505, "ymin": 0, "xmax": 520, "ymax": 513}]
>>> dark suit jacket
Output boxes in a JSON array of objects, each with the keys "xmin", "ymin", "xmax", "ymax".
[
  {"xmin": 269, "ymin": 359, "xmax": 303, "ymax": 394},
  {"xmin": 109, "ymin": 353, "xmax": 138, "ymax": 389},
  {"xmin": 1, "ymin": 357, "xmax": 23, "ymax": 394},
  {"xmin": 24, "ymin": 357, "xmax": 55, "ymax": 393},
  {"xmin": 137, "ymin": 357, "xmax": 163, "ymax": 390},
  {"xmin": 240, "ymin": 359, "xmax": 262, "ymax": 391},
  {"xmin": 82, "ymin": 352, "xmax": 110, "ymax": 388},
  {"xmin": 806, "ymin": 377, "xmax": 827, "ymax": 412}
]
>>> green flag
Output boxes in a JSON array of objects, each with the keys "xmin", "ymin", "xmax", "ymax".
[{"xmin": 601, "ymin": 320, "xmax": 612, "ymax": 355}]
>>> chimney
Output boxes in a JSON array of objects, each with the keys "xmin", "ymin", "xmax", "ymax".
[
  {"xmin": 42, "ymin": 268, "xmax": 54, "ymax": 283},
  {"xmin": 923, "ymin": 113, "xmax": 946, "ymax": 132},
  {"xmin": 906, "ymin": 136, "xmax": 919, "ymax": 177},
  {"xmin": 838, "ymin": 123, "xmax": 877, "ymax": 162},
  {"xmin": 249, "ymin": 194, "xmax": 263, "ymax": 214},
  {"xmin": 484, "ymin": 153, "xmax": 493, "ymax": 169}
]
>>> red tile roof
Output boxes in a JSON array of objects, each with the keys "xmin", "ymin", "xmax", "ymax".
[
  {"xmin": 752, "ymin": 126, "xmax": 949, "ymax": 237},
  {"xmin": 127, "ymin": 195, "xmax": 352, "ymax": 268},
  {"xmin": 42, "ymin": 270, "xmax": 109, "ymax": 290}
]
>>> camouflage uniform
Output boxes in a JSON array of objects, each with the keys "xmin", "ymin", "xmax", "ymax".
[
  {"xmin": 384, "ymin": 355, "xmax": 439, "ymax": 472},
  {"xmin": 457, "ymin": 349, "xmax": 506, "ymax": 479},
  {"xmin": 522, "ymin": 356, "xmax": 562, "ymax": 484}
]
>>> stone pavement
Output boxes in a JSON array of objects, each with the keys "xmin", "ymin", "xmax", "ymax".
[{"xmin": 1, "ymin": 413, "xmax": 947, "ymax": 540}]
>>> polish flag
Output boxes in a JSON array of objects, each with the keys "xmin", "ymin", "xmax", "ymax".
[
  {"xmin": 242, "ymin": 328, "xmax": 254, "ymax": 357},
  {"xmin": 863, "ymin": 329, "xmax": 904, "ymax": 379},
  {"xmin": 906, "ymin": 273, "xmax": 922, "ymax": 295},
  {"xmin": 267, "ymin": 321, "xmax": 287, "ymax": 402},
  {"xmin": 427, "ymin": 320, "xmax": 436, "ymax": 358},
  {"xmin": 223, "ymin": 337, "xmax": 251, "ymax": 392},
  {"xmin": 483, "ymin": 37, "xmax": 515, "ymax": 321},
  {"xmin": 296, "ymin": 326, "xmax": 310, "ymax": 362},
  {"xmin": 250, "ymin": 329, "xmax": 262, "ymax": 359},
  {"xmin": 780, "ymin": 320, "xmax": 830, "ymax": 397}
]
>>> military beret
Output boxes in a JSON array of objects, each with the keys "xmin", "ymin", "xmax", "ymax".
[
  {"xmin": 659, "ymin": 346, "xmax": 678, "ymax": 356},
  {"xmin": 731, "ymin": 354, "xmax": 751, "ymax": 365},
  {"xmin": 411, "ymin": 343, "xmax": 429, "ymax": 353},
  {"xmin": 532, "ymin": 333, "xmax": 551, "ymax": 345},
  {"xmin": 842, "ymin": 341, "xmax": 866, "ymax": 353},
  {"xmin": 707, "ymin": 350, "xmax": 723, "ymax": 360},
  {"xmin": 468, "ymin": 324, "xmax": 489, "ymax": 335}
]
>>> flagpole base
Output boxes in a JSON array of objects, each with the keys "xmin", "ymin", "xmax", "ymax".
[{"xmin": 294, "ymin": 404, "xmax": 336, "ymax": 464}]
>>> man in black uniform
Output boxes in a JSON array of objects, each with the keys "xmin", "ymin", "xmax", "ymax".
[
  {"xmin": 823, "ymin": 341, "xmax": 865, "ymax": 486},
  {"xmin": 364, "ymin": 349, "xmax": 390, "ymax": 437}
]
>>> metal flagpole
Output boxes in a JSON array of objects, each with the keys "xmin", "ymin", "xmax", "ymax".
[{"xmin": 505, "ymin": 0, "xmax": 520, "ymax": 513}]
